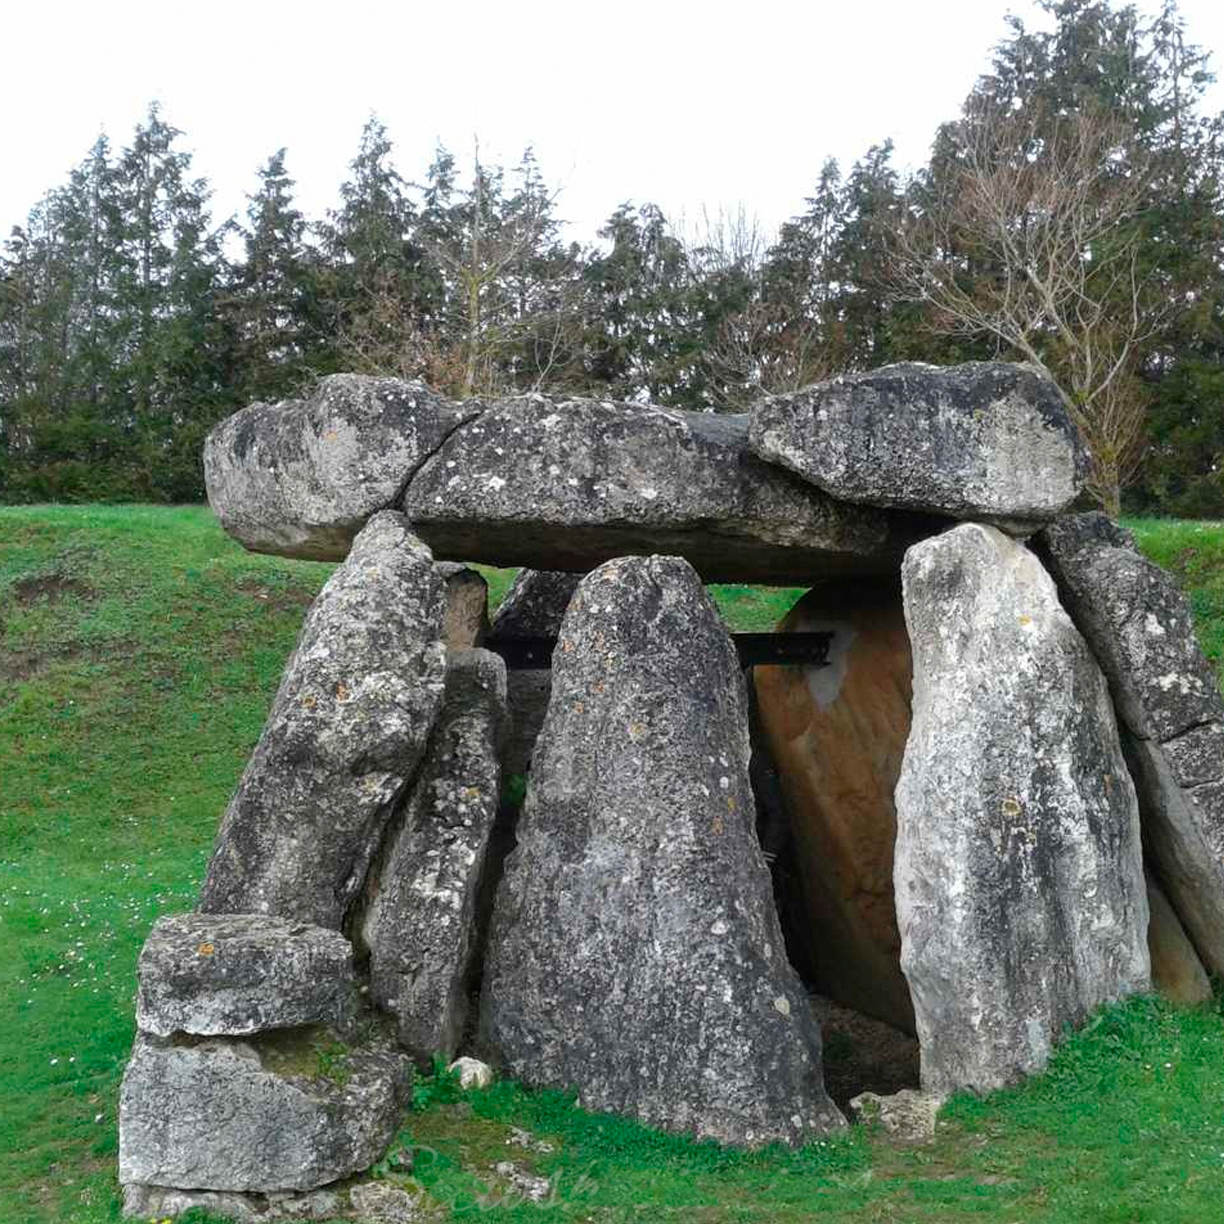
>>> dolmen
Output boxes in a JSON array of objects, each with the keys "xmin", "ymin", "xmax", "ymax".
[{"xmin": 119, "ymin": 361, "xmax": 1224, "ymax": 1217}]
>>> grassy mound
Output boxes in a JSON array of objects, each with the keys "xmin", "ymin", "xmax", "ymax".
[{"xmin": 2, "ymin": 505, "xmax": 1224, "ymax": 1223}]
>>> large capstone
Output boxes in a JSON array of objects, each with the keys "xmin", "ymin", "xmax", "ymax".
[
  {"xmin": 748, "ymin": 362, "xmax": 1086, "ymax": 528},
  {"xmin": 896, "ymin": 523, "xmax": 1149, "ymax": 1097},
  {"xmin": 1040, "ymin": 513, "xmax": 1224, "ymax": 977},
  {"xmin": 752, "ymin": 579, "xmax": 915, "ymax": 1033},
  {"xmin": 401, "ymin": 393, "xmax": 923, "ymax": 583},
  {"xmin": 198, "ymin": 512, "xmax": 447, "ymax": 929},
  {"xmin": 204, "ymin": 375, "xmax": 481, "ymax": 560},
  {"xmin": 480, "ymin": 554, "xmax": 845, "ymax": 1146},
  {"xmin": 136, "ymin": 914, "xmax": 356, "ymax": 1039},
  {"xmin": 360, "ymin": 648, "xmax": 507, "ymax": 1060},
  {"xmin": 118, "ymin": 1025, "xmax": 410, "ymax": 1193}
]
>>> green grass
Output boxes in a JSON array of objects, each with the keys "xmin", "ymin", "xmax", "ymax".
[{"xmin": 2, "ymin": 505, "xmax": 1224, "ymax": 1223}]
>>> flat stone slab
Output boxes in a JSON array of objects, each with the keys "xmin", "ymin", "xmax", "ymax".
[
  {"xmin": 749, "ymin": 362, "xmax": 1086, "ymax": 527},
  {"xmin": 896, "ymin": 524, "xmax": 1149, "ymax": 1096},
  {"xmin": 198, "ymin": 512, "xmax": 447, "ymax": 929},
  {"xmin": 204, "ymin": 374, "xmax": 481, "ymax": 560},
  {"xmin": 118, "ymin": 1024, "xmax": 410, "ymax": 1192},
  {"xmin": 1040, "ymin": 513, "xmax": 1224, "ymax": 977},
  {"xmin": 136, "ymin": 913, "xmax": 356, "ymax": 1038},
  {"xmin": 481, "ymin": 554, "xmax": 845, "ymax": 1146},
  {"xmin": 402, "ymin": 394, "xmax": 916, "ymax": 583}
]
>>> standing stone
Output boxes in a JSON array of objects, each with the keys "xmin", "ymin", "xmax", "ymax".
[
  {"xmin": 752, "ymin": 579, "xmax": 915, "ymax": 1033},
  {"xmin": 204, "ymin": 375, "xmax": 481, "ymax": 560},
  {"xmin": 896, "ymin": 524, "xmax": 1149, "ymax": 1097},
  {"xmin": 481, "ymin": 555, "xmax": 845, "ymax": 1146},
  {"xmin": 198, "ymin": 512, "xmax": 448, "ymax": 929},
  {"xmin": 360, "ymin": 648, "xmax": 507, "ymax": 1060},
  {"xmin": 119, "ymin": 1026, "xmax": 410, "ymax": 1192},
  {"xmin": 136, "ymin": 914, "xmax": 356, "ymax": 1039},
  {"xmin": 488, "ymin": 570, "xmax": 583, "ymax": 779},
  {"xmin": 1146, "ymin": 873, "xmax": 1212, "ymax": 1005},
  {"xmin": 1040, "ymin": 513, "xmax": 1224, "ymax": 977},
  {"xmin": 436, "ymin": 562, "xmax": 489, "ymax": 649},
  {"xmin": 748, "ymin": 362, "xmax": 1086, "ymax": 528}
]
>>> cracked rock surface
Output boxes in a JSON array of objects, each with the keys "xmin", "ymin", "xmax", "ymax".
[{"xmin": 481, "ymin": 554, "xmax": 845, "ymax": 1146}]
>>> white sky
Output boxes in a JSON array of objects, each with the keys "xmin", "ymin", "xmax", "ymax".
[{"xmin": 4, "ymin": 0, "xmax": 1223, "ymax": 247}]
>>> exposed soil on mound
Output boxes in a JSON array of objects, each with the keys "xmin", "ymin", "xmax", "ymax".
[{"xmin": 11, "ymin": 573, "xmax": 95, "ymax": 605}]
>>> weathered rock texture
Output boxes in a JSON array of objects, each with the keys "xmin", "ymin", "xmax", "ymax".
[
  {"xmin": 1146, "ymin": 873, "xmax": 1212, "ymax": 1005},
  {"xmin": 749, "ymin": 362, "xmax": 1086, "ymax": 527},
  {"xmin": 481, "ymin": 554, "xmax": 845, "ymax": 1145},
  {"xmin": 118, "ymin": 1026, "xmax": 410, "ymax": 1192},
  {"xmin": 896, "ymin": 523, "xmax": 1150, "ymax": 1097},
  {"xmin": 1040, "ymin": 513, "xmax": 1224, "ymax": 978},
  {"xmin": 489, "ymin": 570, "xmax": 583, "ymax": 779},
  {"xmin": 436, "ymin": 562, "xmax": 489, "ymax": 648},
  {"xmin": 198, "ymin": 512, "xmax": 447, "ymax": 928},
  {"xmin": 136, "ymin": 914, "xmax": 356, "ymax": 1039},
  {"xmin": 122, "ymin": 1182, "xmax": 345, "ymax": 1224},
  {"xmin": 361, "ymin": 648, "xmax": 507, "ymax": 1060},
  {"xmin": 402, "ymin": 393, "xmax": 917, "ymax": 583},
  {"xmin": 204, "ymin": 375, "xmax": 481, "ymax": 560},
  {"xmin": 753, "ymin": 580, "xmax": 915, "ymax": 1032}
]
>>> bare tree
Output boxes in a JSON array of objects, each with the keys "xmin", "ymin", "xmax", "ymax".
[{"xmin": 888, "ymin": 99, "xmax": 1164, "ymax": 514}]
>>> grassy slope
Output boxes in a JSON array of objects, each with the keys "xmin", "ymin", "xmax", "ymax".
[{"xmin": 2, "ymin": 505, "xmax": 1224, "ymax": 1223}]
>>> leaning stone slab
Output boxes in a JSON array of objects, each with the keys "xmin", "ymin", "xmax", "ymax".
[
  {"xmin": 1146, "ymin": 872, "xmax": 1212, "ymax": 1005},
  {"xmin": 749, "ymin": 362, "xmax": 1086, "ymax": 528},
  {"xmin": 1040, "ymin": 513, "xmax": 1224, "ymax": 977},
  {"xmin": 481, "ymin": 555, "xmax": 845, "ymax": 1146},
  {"xmin": 204, "ymin": 374, "xmax": 481, "ymax": 560},
  {"xmin": 402, "ymin": 393, "xmax": 919, "ymax": 584},
  {"xmin": 136, "ymin": 913, "xmax": 356, "ymax": 1038},
  {"xmin": 118, "ymin": 1025, "xmax": 411, "ymax": 1192},
  {"xmin": 360, "ymin": 648, "xmax": 507, "ymax": 1060},
  {"xmin": 198, "ymin": 512, "xmax": 447, "ymax": 929},
  {"xmin": 489, "ymin": 570, "xmax": 583, "ymax": 779},
  {"xmin": 896, "ymin": 524, "xmax": 1149, "ymax": 1097}
]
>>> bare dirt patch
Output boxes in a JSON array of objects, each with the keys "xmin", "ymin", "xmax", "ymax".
[
  {"xmin": 235, "ymin": 577, "xmax": 316, "ymax": 614},
  {"xmin": 11, "ymin": 574, "xmax": 96, "ymax": 606},
  {"xmin": 812, "ymin": 994, "xmax": 921, "ymax": 1109}
]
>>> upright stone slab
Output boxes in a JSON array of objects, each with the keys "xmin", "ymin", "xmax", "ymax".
[
  {"xmin": 748, "ymin": 362, "xmax": 1086, "ymax": 528},
  {"xmin": 360, "ymin": 648, "xmax": 507, "ymax": 1060},
  {"xmin": 753, "ymin": 579, "xmax": 915, "ymax": 1033},
  {"xmin": 198, "ymin": 512, "xmax": 448, "ymax": 929},
  {"xmin": 436, "ymin": 562, "xmax": 489, "ymax": 648},
  {"xmin": 896, "ymin": 524, "xmax": 1149, "ymax": 1096},
  {"xmin": 1040, "ymin": 513, "xmax": 1224, "ymax": 977},
  {"xmin": 204, "ymin": 375, "xmax": 481, "ymax": 560},
  {"xmin": 488, "ymin": 570, "xmax": 583, "ymax": 779},
  {"xmin": 402, "ymin": 393, "xmax": 917, "ymax": 583},
  {"xmin": 1146, "ymin": 873, "xmax": 1212, "ymax": 1005},
  {"xmin": 481, "ymin": 555, "xmax": 844, "ymax": 1146}
]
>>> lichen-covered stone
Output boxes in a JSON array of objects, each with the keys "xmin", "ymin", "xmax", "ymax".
[
  {"xmin": 136, "ymin": 914, "xmax": 356, "ymax": 1039},
  {"xmin": 752, "ymin": 579, "xmax": 914, "ymax": 1032},
  {"xmin": 402, "ymin": 393, "xmax": 918, "ymax": 583},
  {"xmin": 1040, "ymin": 513, "xmax": 1224, "ymax": 977},
  {"xmin": 204, "ymin": 375, "xmax": 481, "ymax": 560},
  {"xmin": 749, "ymin": 362, "xmax": 1086, "ymax": 527},
  {"xmin": 896, "ymin": 524, "xmax": 1149, "ymax": 1096},
  {"xmin": 198, "ymin": 512, "xmax": 447, "ymax": 929},
  {"xmin": 360, "ymin": 648, "xmax": 507, "ymax": 1060},
  {"xmin": 118, "ymin": 1025, "xmax": 411, "ymax": 1192},
  {"xmin": 481, "ymin": 554, "xmax": 845, "ymax": 1146}
]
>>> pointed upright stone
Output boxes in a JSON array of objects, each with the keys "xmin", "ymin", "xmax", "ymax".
[
  {"xmin": 198, "ymin": 512, "xmax": 448, "ymax": 929},
  {"xmin": 360, "ymin": 648, "xmax": 507, "ymax": 1061},
  {"xmin": 896, "ymin": 524, "xmax": 1149, "ymax": 1096},
  {"xmin": 481, "ymin": 555, "xmax": 844, "ymax": 1146}
]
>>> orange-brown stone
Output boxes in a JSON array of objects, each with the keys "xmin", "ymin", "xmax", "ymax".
[{"xmin": 753, "ymin": 579, "xmax": 915, "ymax": 1032}]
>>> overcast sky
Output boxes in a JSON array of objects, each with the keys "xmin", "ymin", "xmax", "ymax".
[{"xmin": 5, "ymin": 0, "xmax": 1223, "ymax": 247}]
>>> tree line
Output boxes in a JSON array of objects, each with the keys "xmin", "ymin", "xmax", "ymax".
[{"xmin": 2, "ymin": 0, "xmax": 1222, "ymax": 516}]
